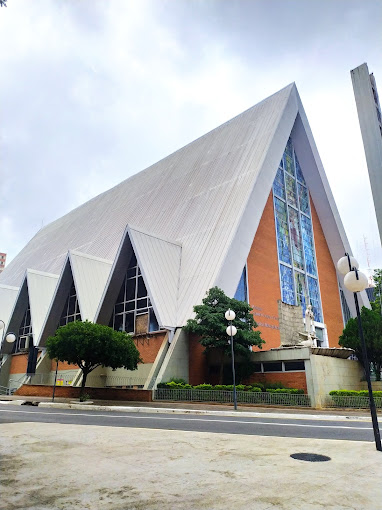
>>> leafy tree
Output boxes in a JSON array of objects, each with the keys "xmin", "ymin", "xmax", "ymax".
[
  {"xmin": 185, "ymin": 287, "xmax": 264, "ymax": 384},
  {"xmin": 371, "ymin": 269, "xmax": 382, "ymax": 314},
  {"xmin": 46, "ymin": 320, "xmax": 141, "ymax": 400},
  {"xmin": 339, "ymin": 307, "xmax": 382, "ymax": 381}
]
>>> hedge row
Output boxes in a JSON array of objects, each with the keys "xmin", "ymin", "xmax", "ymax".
[
  {"xmin": 329, "ymin": 390, "xmax": 382, "ymax": 397},
  {"xmin": 157, "ymin": 381, "xmax": 304, "ymax": 394}
]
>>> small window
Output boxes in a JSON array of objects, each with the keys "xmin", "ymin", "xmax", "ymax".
[
  {"xmin": 263, "ymin": 362, "xmax": 283, "ymax": 372},
  {"xmin": 252, "ymin": 363, "xmax": 262, "ymax": 373},
  {"xmin": 284, "ymin": 361, "xmax": 305, "ymax": 371}
]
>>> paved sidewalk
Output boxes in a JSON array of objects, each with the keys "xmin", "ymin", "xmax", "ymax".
[{"xmin": 0, "ymin": 421, "xmax": 381, "ymax": 510}]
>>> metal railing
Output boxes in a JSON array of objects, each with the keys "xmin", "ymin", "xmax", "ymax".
[
  {"xmin": 26, "ymin": 373, "xmax": 147, "ymax": 388},
  {"xmin": 0, "ymin": 385, "xmax": 14, "ymax": 396},
  {"xmin": 323, "ymin": 395, "xmax": 382, "ymax": 409},
  {"xmin": 153, "ymin": 389, "xmax": 311, "ymax": 407}
]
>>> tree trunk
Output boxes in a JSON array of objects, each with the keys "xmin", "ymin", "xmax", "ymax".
[
  {"xmin": 80, "ymin": 370, "xmax": 89, "ymax": 401},
  {"xmin": 219, "ymin": 350, "xmax": 225, "ymax": 385}
]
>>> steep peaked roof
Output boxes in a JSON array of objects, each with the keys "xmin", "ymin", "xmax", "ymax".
[
  {"xmin": 95, "ymin": 225, "xmax": 181, "ymax": 328},
  {"xmin": 0, "ymin": 83, "xmax": 364, "ymax": 325},
  {"xmin": 39, "ymin": 251, "xmax": 112, "ymax": 346},
  {"xmin": 0, "ymin": 284, "xmax": 19, "ymax": 333},
  {"xmin": 2, "ymin": 269, "xmax": 58, "ymax": 354}
]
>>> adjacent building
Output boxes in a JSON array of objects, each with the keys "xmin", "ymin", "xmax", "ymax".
[
  {"xmin": 0, "ymin": 83, "xmax": 368, "ymax": 395},
  {"xmin": 351, "ymin": 63, "xmax": 382, "ymax": 245},
  {"xmin": 0, "ymin": 253, "xmax": 6, "ymax": 273}
]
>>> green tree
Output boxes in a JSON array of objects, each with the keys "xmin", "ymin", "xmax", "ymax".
[
  {"xmin": 46, "ymin": 320, "xmax": 141, "ymax": 400},
  {"xmin": 339, "ymin": 307, "xmax": 382, "ymax": 381},
  {"xmin": 185, "ymin": 287, "xmax": 264, "ymax": 384},
  {"xmin": 371, "ymin": 269, "xmax": 382, "ymax": 314}
]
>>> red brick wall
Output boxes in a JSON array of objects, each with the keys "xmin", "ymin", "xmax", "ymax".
[
  {"xmin": 188, "ymin": 334, "xmax": 208, "ymax": 385},
  {"xmin": 248, "ymin": 371, "xmax": 307, "ymax": 392},
  {"xmin": 247, "ymin": 192, "xmax": 281, "ymax": 349},
  {"xmin": 133, "ymin": 331, "xmax": 167, "ymax": 363},
  {"xmin": 49, "ymin": 331, "xmax": 167, "ymax": 372},
  {"xmin": 9, "ymin": 353, "xmax": 29, "ymax": 374},
  {"xmin": 15, "ymin": 385, "xmax": 153, "ymax": 401},
  {"xmin": 310, "ymin": 199, "xmax": 344, "ymax": 347}
]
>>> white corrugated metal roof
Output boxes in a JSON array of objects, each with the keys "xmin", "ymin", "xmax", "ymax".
[
  {"xmin": 0, "ymin": 83, "xmax": 361, "ymax": 326},
  {"xmin": 128, "ymin": 226, "xmax": 181, "ymax": 328},
  {"xmin": 69, "ymin": 251, "xmax": 113, "ymax": 321},
  {"xmin": 27, "ymin": 270, "xmax": 59, "ymax": 345},
  {"xmin": 0, "ymin": 284, "xmax": 19, "ymax": 331}
]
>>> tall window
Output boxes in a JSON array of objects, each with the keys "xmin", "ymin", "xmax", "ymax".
[
  {"xmin": 339, "ymin": 283, "xmax": 351, "ymax": 325},
  {"xmin": 234, "ymin": 266, "xmax": 248, "ymax": 302},
  {"xmin": 59, "ymin": 283, "xmax": 81, "ymax": 326},
  {"xmin": 19, "ymin": 301, "xmax": 32, "ymax": 337},
  {"xmin": 109, "ymin": 254, "xmax": 160, "ymax": 334},
  {"xmin": 273, "ymin": 138, "xmax": 323, "ymax": 323}
]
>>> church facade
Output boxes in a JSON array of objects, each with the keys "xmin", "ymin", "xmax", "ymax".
[{"xmin": 0, "ymin": 83, "xmax": 368, "ymax": 394}]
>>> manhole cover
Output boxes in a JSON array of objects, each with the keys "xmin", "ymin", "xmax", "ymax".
[{"xmin": 290, "ymin": 453, "xmax": 331, "ymax": 462}]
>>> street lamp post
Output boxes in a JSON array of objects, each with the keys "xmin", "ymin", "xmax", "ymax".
[
  {"xmin": 225, "ymin": 308, "xmax": 237, "ymax": 411},
  {"xmin": 337, "ymin": 253, "xmax": 382, "ymax": 452},
  {"xmin": 0, "ymin": 320, "xmax": 17, "ymax": 385}
]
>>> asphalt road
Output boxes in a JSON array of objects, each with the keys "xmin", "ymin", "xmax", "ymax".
[{"xmin": 0, "ymin": 403, "xmax": 378, "ymax": 442}]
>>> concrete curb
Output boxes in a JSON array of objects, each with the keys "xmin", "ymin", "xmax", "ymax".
[
  {"xmin": 0, "ymin": 400, "xmax": 28, "ymax": 405},
  {"xmin": 37, "ymin": 402, "xmax": 372, "ymax": 422}
]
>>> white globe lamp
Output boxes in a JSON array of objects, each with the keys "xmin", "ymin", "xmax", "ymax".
[
  {"xmin": 343, "ymin": 270, "xmax": 368, "ymax": 293},
  {"xmin": 226, "ymin": 325, "xmax": 237, "ymax": 337},
  {"xmin": 337, "ymin": 255, "xmax": 359, "ymax": 275},
  {"xmin": 225, "ymin": 309, "xmax": 236, "ymax": 321},
  {"xmin": 5, "ymin": 333, "xmax": 16, "ymax": 343}
]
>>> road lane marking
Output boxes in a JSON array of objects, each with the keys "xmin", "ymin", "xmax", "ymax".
[{"xmin": 0, "ymin": 408, "xmax": 374, "ymax": 430}]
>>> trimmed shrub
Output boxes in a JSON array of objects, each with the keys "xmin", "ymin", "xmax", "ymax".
[
  {"xmin": 266, "ymin": 388, "xmax": 305, "ymax": 394},
  {"xmin": 329, "ymin": 390, "xmax": 382, "ymax": 397}
]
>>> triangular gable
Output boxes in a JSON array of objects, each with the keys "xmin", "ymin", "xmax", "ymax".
[
  {"xmin": 4, "ymin": 270, "xmax": 59, "ymax": 353},
  {"xmin": 214, "ymin": 84, "xmax": 365, "ymax": 317},
  {"xmin": 26, "ymin": 270, "xmax": 59, "ymax": 347},
  {"xmin": 69, "ymin": 251, "xmax": 113, "ymax": 322},
  {"xmin": 96, "ymin": 225, "xmax": 180, "ymax": 329},
  {"xmin": 128, "ymin": 226, "xmax": 181, "ymax": 328},
  {"xmin": 39, "ymin": 251, "xmax": 112, "ymax": 346},
  {"xmin": 0, "ymin": 284, "xmax": 19, "ymax": 331}
]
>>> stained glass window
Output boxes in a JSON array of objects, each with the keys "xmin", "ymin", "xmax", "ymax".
[
  {"xmin": 295, "ymin": 153, "xmax": 306, "ymax": 185},
  {"xmin": 234, "ymin": 266, "xmax": 248, "ymax": 302},
  {"xmin": 307, "ymin": 276, "xmax": 322, "ymax": 322},
  {"xmin": 273, "ymin": 167, "xmax": 285, "ymax": 200},
  {"xmin": 288, "ymin": 207, "xmax": 304, "ymax": 270},
  {"xmin": 280, "ymin": 264, "xmax": 295, "ymax": 305},
  {"xmin": 273, "ymin": 137, "xmax": 323, "ymax": 323},
  {"xmin": 274, "ymin": 198, "xmax": 291, "ymax": 265},
  {"xmin": 295, "ymin": 272, "xmax": 308, "ymax": 311},
  {"xmin": 298, "ymin": 183, "xmax": 309, "ymax": 215},
  {"xmin": 285, "ymin": 173, "xmax": 298, "ymax": 208},
  {"xmin": 300, "ymin": 215, "xmax": 317, "ymax": 276},
  {"xmin": 284, "ymin": 138, "xmax": 294, "ymax": 175}
]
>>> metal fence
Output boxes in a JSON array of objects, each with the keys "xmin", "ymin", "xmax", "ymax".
[
  {"xmin": 153, "ymin": 388, "xmax": 312, "ymax": 407},
  {"xmin": 26, "ymin": 373, "xmax": 147, "ymax": 388},
  {"xmin": 323, "ymin": 395, "xmax": 382, "ymax": 409}
]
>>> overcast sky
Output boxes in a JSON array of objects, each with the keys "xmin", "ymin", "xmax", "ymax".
[{"xmin": 1, "ymin": 0, "xmax": 381, "ymax": 275}]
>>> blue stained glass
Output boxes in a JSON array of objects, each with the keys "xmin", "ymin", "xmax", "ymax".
[
  {"xmin": 298, "ymin": 183, "xmax": 310, "ymax": 215},
  {"xmin": 288, "ymin": 207, "xmax": 304, "ymax": 270},
  {"xmin": 307, "ymin": 276, "xmax": 322, "ymax": 323},
  {"xmin": 284, "ymin": 138, "xmax": 295, "ymax": 175},
  {"xmin": 285, "ymin": 173, "xmax": 297, "ymax": 207},
  {"xmin": 274, "ymin": 197, "xmax": 291, "ymax": 265},
  {"xmin": 301, "ymin": 215, "xmax": 317, "ymax": 276},
  {"xmin": 234, "ymin": 267, "xmax": 248, "ymax": 302},
  {"xmin": 273, "ymin": 167, "xmax": 285, "ymax": 199},
  {"xmin": 295, "ymin": 153, "xmax": 306, "ymax": 185},
  {"xmin": 280, "ymin": 264, "xmax": 295, "ymax": 305},
  {"xmin": 295, "ymin": 272, "xmax": 309, "ymax": 315}
]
